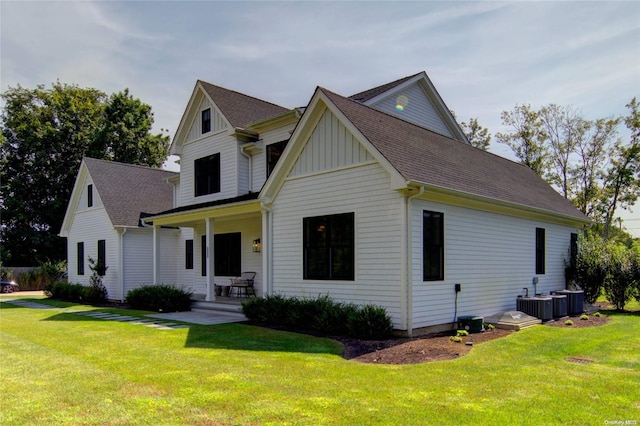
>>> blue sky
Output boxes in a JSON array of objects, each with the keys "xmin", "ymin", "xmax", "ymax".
[{"xmin": 1, "ymin": 1, "xmax": 639, "ymax": 234}]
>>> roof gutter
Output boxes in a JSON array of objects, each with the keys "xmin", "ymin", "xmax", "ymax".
[{"xmin": 407, "ymin": 181, "xmax": 591, "ymax": 227}]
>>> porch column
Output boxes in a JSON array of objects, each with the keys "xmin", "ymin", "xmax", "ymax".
[
  {"xmin": 205, "ymin": 218, "xmax": 215, "ymax": 301},
  {"xmin": 261, "ymin": 205, "xmax": 271, "ymax": 296},
  {"xmin": 152, "ymin": 225, "xmax": 160, "ymax": 284}
]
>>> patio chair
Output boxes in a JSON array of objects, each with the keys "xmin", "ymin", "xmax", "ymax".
[{"xmin": 230, "ymin": 272, "xmax": 256, "ymax": 298}]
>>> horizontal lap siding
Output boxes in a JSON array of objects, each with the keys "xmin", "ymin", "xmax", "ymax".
[
  {"xmin": 67, "ymin": 207, "xmax": 119, "ymax": 298},
  {"xmin": 371, "ymin": 83, "xmax": 452, "ymax": 137},
  {"xmin": 255, "ymin": 125, "xmax": 296, "ymax": 191},
  {"xmin": 179, "ymin": 131, "xmax": 238, "ymax": 206},
  {"xmin": 272, "ymin": 163, "xmax": 404, "ymax": 324},
  {"xmin": 410, "ymin": 200, "xmax": 579, "ymax": 328}
]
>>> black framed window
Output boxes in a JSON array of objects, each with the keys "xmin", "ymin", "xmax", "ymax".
[
  {"xmin": 266, "ymin": 139, "xmax": 289, "ymax": 178},
  {"xmin": 98, "ymin": 240, "xmax": 106, "ymax": 270},
  {"xmin": 194, "ymin": 153, "xmax": 220, "ymax": 197},
  {"xmin": 77, "ymin": 242, "xmax": 84, "ymax": 275},
  {"xmin": 201, "ymin": 108, "xmax": 211, "ymax": 134},
  {"xmin": 214, "ymin": 233, "xmax": 241, "ymax": 277},
  {"xmin": 303, "ymin": 213, "xmax": 354, "ymax": 280},
  {"xmin": 423, "ymin": 210, "xmax": 444, "ymax": 281},
  {"xmin": 201, "ymin": 235, "xmax": 207, "ymax": 277},
  {"xmin": 185, "ymin": 239, "xmax": 194, "ymax": 270},
  {"xmin": 87, "ymin": 184, "xmax": 93, "ymax": 207},
  {"xmin": 536, "ymin": 228, "xmax": 546, "ymax": 275}
]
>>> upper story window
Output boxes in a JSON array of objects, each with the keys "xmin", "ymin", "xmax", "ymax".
[
  {"xmin": 423, "ymin": 210, "xmax": 444, "ymax": 281},
  {"xmin": 202, "ymin": 108, "xmax": 211, "ymax": 134},
  {"xmin": 266, "ymin": 139, "xmax": 289, "ymax": 178},
  {"xmin": 303, "ymin": 212, "xmax": 354, "ymax": 280},
  {"xmin": 195, "ymin": 153, "xmax": 221, "ymax": 197},
  {"xmin": 87, "ymin": 184, "xmax": 93, "ymax": 207},
  {"xmin": 535, "ymin": 228, "xmax": 546, "ymax": 275}
]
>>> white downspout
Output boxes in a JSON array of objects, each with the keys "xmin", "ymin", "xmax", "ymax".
[
  {"xmin": 240, "ymin": 147, "xmax": 253, "ymax": 193},
  {"xmin": 405, "ymin": 186, "xmax": 424, "ymax": 337}
]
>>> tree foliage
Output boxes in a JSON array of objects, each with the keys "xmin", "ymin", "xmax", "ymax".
[
  {"xmin": 94, "ymin": 89, "xmax": 169, "ymax": 167},
  {"xmin": 495, "ymin": 104, "xmax": 549, "ymax": 176},
  {"xmin": 497, "ymin": 99, "xmax": 638, "ymax": 239},
  {"xmin": 460, "ymin": 117, "xmax": 491, "ymax": 151},
  {"xmin": 0, "ymin": 82, "xmax": 170, "ymax": 265}
]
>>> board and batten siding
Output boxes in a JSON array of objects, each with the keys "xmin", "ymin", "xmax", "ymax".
[
  {"xmin": 409, "ymin": 199, "xmax": 579, "ymax": 329},
  {"xmin": 271, "ymin": 162, "xmax": 404, "ymax": 325},
  {"xmin": 186, "ymin": 97, "xmax": 227, "ymax": 143},
  {"xmin": 370, "ymin": 82, "xmax": 452, "ymax": 137},
  {"xmin": 178, "ymin": 130, "xmax": 239, "ymax": 206},
  {"xmin": 289, "ymin": 109, "xmax": 374, "ymax": 177}
]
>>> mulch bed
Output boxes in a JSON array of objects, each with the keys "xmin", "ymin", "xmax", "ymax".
[{"xmin": 338, "ymin": 304, "xmax": 625, "ymax": 365}]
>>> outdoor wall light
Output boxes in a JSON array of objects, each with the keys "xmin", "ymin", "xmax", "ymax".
[{"xmin": 252, "ymin": 238, "xmax": 261, "ymax": 253}]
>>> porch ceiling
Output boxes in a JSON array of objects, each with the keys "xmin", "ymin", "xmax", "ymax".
[{"xmin": 147, "ymin": 200, "xmax": 261, "ymax": 227}]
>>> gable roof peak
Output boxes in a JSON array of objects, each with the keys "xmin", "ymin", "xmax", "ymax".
[
  {"xmin": 317, "ymin": 88, "xmax": 588, "ymax": 223},
  {"xmin": 82, "ymin": 157, "xmax": 177, "ymax": 227},
  {"xmin": 348, "ymin": 72, "xmax": 423, "ymax": 103},
  {"xmin": 197, "ymin": 80, "xmax": 290, "ymax": 128}
]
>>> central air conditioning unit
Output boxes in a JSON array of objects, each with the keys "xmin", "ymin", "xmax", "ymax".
[
  {"xmin": 550, "ymin": 294, "xmax": 568, "ymax": 318},
  {"xmin": 516, "ymin": 296, "xmax": 553, "ymax": 322},
  {"xmin": 552, "ymin": 290, "xmax": 584, "ymax": 315}
]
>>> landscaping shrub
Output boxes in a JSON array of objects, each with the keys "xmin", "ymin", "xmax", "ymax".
[
  {"xmin": 575, "ymin": 234, "xmax": 607, "ymax": 304},
  {"xmin": 242, "ymin": 294, "xmax": 393, "ymax": 339},
  {"xmin": 86, "ymin": 257, "xmax": 108, "ymax": 304},
  {"xmin": 16, "ymin": 260, "xmax": 66, "ymax": 291},
  {"xmin": 126, "ymin": 284, "xmax": 193, "ymax": 312},
  {"xmin": 603, "ymin": 245, "xmax": 636, "ymax": 311},
  {"xmin": 46, "ymin": 282, "xmax": 85, "ymax": 302},
  {"xmin": 346, "ymin": 304, "xmax": 393, "ymax": 340}
]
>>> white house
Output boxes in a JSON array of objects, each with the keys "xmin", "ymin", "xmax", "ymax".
[
  {"xmin": 61, "ymin": 72, "xmax": 590, "ymax": 334},
  {"xmin": 59, "ymin": 158, "xmax": 178, "ymax": 301}
]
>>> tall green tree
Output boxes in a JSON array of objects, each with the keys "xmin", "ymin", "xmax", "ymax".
[
  {"xmin": 538, "ymin": 104, "xmax": 589, "ymax": 199},
  {"xmin": 460, "ymin": 117, "xmax": 491, "ymax": 151},
  {"xmin": 94, "ymin": 89, "xmax": 169, "ymax": 167},
  {"xmin": 495, "ymin": 104, "xmax": 549, "ymax": 176},
  {"xmin": 1, "ymin": 83, "xmax": 106, "ymax": 265},
  {"xmin": 599, "ymin": 98, "xmax": 640, "ymax": 239},
  {"xmin": 0, "ymin": 83, "xmax": 169, "ymax": 265},
  {"xmin": 568, "ymin": 117, "xmax": 619, "ymax": 218}
]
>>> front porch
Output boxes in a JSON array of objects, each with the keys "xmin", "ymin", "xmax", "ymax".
[{"xmin": 144, "ymin": 194, "xmax": 268, "ymax": 302}]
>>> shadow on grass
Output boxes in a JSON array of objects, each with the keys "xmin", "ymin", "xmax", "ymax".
[{"xmin": 2, "ymin": 298, "xmax": 343, "ymax": 356}]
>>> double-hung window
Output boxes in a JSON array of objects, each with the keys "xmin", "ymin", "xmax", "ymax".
[
  {"xmin": 194, "ymin": 153, "xmax": 220, "ymax": 197},
  {"xmin": 423, "ymin": 210, "xmax": 444, "ymax": 281},
  {"xmin": 303, "ymin": 213, "xmax": 354, "ymax": 280}
]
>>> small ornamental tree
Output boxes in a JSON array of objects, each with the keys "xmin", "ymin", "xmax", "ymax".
[{"xmin": 86, "ymin": 257, "xmax": 108, "ymax": 303}]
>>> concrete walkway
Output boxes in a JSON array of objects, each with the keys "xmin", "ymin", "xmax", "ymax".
[{"xmin": 1, "ymin": 296, "xmax": 246, "ymax": 327}]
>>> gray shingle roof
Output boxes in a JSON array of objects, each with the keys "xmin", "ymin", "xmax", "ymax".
[
  {"xmin": 322, "ymin": 89, "xmax": 588, "ymax": 222},
  {"xmin": 198, "ymin": 80, "xmax": 290, "ymax": 128},
  {"xmin": 348, "ymin": 73, "xmax": 421, "ymax": 103},
  {"xmin": 83, "ymin": 158, "xmax": 177, "ymax": 227}
]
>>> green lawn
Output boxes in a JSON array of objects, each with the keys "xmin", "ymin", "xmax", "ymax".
[{"xmin": 1, "ymin": 296, "xmax": 638, "ymax": 425}]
